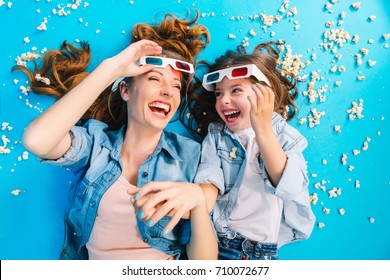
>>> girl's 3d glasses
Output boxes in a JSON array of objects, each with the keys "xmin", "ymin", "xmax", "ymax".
[
  {"xmin": 202, "ymin": 64, "xmax": 271, "ymax": 91},
  {"xmin": 112, "ymin": 56, "xmax": 194, "ymax": 91}
]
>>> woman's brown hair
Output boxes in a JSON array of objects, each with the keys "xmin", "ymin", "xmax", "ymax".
[
  {"xmin": 184, "ymin": 41, "xmax": 299, "ymax": 140},
  {"xmin": 12, "ymin": 10, "xmax": 210, "ymax": 130}
]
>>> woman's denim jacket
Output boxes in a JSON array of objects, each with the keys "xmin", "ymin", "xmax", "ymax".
[
  {"xmin": 195, "ymin": 113, "xmax": 315, "ymax": 247},
  {"xmin": 42, "ymin": 119, "xmax": 200, "ymax": 259}
]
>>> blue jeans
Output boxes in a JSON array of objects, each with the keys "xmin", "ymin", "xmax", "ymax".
[{"xmin": 218, "ymin": 235, "xmax": 278, "ymax": 260}]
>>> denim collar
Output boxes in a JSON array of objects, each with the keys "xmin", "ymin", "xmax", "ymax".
[{"xmin": 108, "ymin": 126, "xmax": 182, "ymax": 162}]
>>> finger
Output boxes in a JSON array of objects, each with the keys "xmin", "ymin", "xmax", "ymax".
[
  {"xmin": 146, "ymin": 201, "xmax": 176, "ymax": 227},
  {"xmin": 257, "ymin": 84, "xmax": 268, "ymax": 105},
  {"xmin": 135, "ymin": 181, "xmax": 172, "ymax": 199},
  {"xmin": 130, "ymin": 64, "xmax": 157, "ymax": 77},
  {"xmin": 141, "ymin": 206, "xmax": 157, "ymax": 222},
  {"xmin": 141, "ymin": 191, "xmax": 174, "ymax": 216},
  {"xmin": 163, "ymin": 212, "xmax": 185, "ymax": 234}
]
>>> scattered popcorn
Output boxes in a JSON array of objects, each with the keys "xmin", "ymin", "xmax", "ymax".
[
  {"xmin": 360, "ymin": 48, "xmax": 369, "ymax": 56},
  {"xmin": 367, "ymin": 60, "xmax": 376, "ymax": 67},
  {"xmin": 357, "ymin": 75, "xmax": 365, "ymax": 81},
  {"xmin": 338, "ymin": 66, "xmax": 346, "ymax": 72},
  {"xmin": 384, "ymin": 44, "xmax": 389, "ymax": 49},
  {"xmin": 298, "ymin": 117, "xmax": 307, "ymax": 124},
  {"xmin": 323, "ymin": 207, "xmax": 330, "ymax": 214},
  {"xmin": 322, "ymin": 159, "xmax": 327, "ymax": 165},
  {"xmin": 0, "ymin": 134, "xmax": 11, "ymax": 154},
  {"xmin": 368, "ymin": 217, "xmax": 375, "ymax": 223},
  {"xmin": 11, "ymin": 189, "xmax": 21, "ymax": 196},
  {"xmin": 328, "ymin": 187, "xmax": 342, "ymax": 198},
  {"xmin": 348, "ymin": 165, "xmax": 355, "ymax": 171},
  {"xmin": 229, "ymin": 147, "xmax": 238, "ymax": 159},
  {"xmin": 35, "ymin": 74, "xmax": 50, "ymax": 85},
  {"xmin": 355, "ymin": 180, "xmax": 361, "ymax": 188},
  {"xmin": 318, "ymin": 222, "xmax": 325, "ymax": 229},
  {"xmin": 308, "ymin": 108, "xmax": 325, "ymax": 128},
  {"xmin": 351, "ymin": 2, "xmax": 361, "ymax": 10},
  {"xmin": 383, "ymin": 33, "xmax": 390, "ymax": 41},
  {"xmin": 352, "ymin": 149, "xmax": 360, "ymax": 156},
  {"xmin": 96, "ymin": 29, "xmax": 100, "ymax": 34},
  {"xmin": 338, "ymin": 208, "xmax": 345, "ymax": 215},
  {"xmin": 22, "ymin": 151, "xmax": 29, "ymax": 160},
  {"xmin": 335, "ymin": 81, "xmax": 342, "ymax": 86},
  {"xmin": 362, "ymin": 140, "xmax": 369, "ymax": 151},
  {"xmin": 346, "ymin": 99, "xmax": 364, "ymax": 120},
  {"xmin": 334, "ymin": 125, "xmax": 341, "ymax": 133},
  {"xmin": 24, "ymin": 37, "xmax": 30, "ymax": 44},
  {"xmin": 311, "ymin": 174, "xmax": 318, "ymax": 178},
  {"xmin": 249, "ymin": 29, "xmax": 256, "ymax": 36},
  {"xmin": 368, "ymin": 39, "xmax": 374, "ymax": 44},
  {"xmin": 355, "ymin": 53, "xmax": 362, "ymax": 65},
  {"xmin": 352, "ymin": 34, "xmax": 359, "ymax": 43},
  {"xmin": 310, "ymin": 193, "xmax": 318, "ymax": 205},
  {"xmin": 37, "ymin": 17, "xmax": 48, "ymax": 31},
  {"xmin": 368, "ymin": 15, "xmax": 376, "ymax": 21},
  {"xmin": 228, "ymin": 34, "xmax": 236, "ymax": 39}
]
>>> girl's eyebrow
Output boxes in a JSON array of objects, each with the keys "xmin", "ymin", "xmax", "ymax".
[{"xmin": 216, "ymin": 83, "xmax": 245, "ymax": 91}]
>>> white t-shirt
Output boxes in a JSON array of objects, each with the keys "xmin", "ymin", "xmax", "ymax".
[{"xmin": 228, "ymin": 128, "xmax": 283, "ymax": 243}]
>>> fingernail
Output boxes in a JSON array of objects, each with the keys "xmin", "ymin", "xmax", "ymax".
[
  {"xmin": 147, "ymin": 220, "xmax": 153, "ymax": 227},
  {"xmin": 163, "ymin": 228, "xmax": 169, "ymax": 235},
  {"xmin": 134, "ymin": 193, "xmax": 139, "ymax": 200},
  {"xmin": 138, "ymin": 211, "xmax": 144, "ymax": 219},
  {"xmin": 251, "ymin": 83, "xmax": 257, "ymax": 88}
]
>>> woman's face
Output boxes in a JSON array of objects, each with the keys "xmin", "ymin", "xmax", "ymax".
[
  {"xmin": 124, "ymin": 66, "xmax": 182, "ymax": 131},
  {"xmin": 214, "ymin": 77, "xmax": 253, "ymax": 132}
]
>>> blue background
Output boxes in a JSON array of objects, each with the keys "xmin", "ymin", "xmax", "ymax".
[{"xmin": 0, "ymin": 0, "xmax": 389, "ymax": 260}]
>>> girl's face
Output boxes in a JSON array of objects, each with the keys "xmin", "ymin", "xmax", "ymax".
[
  {"xmin": 215, "ymin": 77, "xmax": 254, "ymax": 132},
  {"xmin": 124, "ymin": 66, "xmax": 182, "ymax": 131}
]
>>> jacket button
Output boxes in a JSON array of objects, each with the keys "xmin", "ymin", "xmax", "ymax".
[
  {"xmin": 143, "ymin": 172, "xmax": 148, "ymax": 177},
  {"xmin": 143, "ymin": 238, "xmax": 148, "ymax": 243}
]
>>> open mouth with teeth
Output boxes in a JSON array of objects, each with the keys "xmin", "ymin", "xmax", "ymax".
[
  {"xmin": 148, "ymin": 101, "xmax": 171, "ymax": 118},
  {"xmin": 223, "ymin": 109, "xmax": 241, "ymax": 123}
]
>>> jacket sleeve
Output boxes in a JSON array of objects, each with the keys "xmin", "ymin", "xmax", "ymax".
[
  {"xmin": 194, "ymin": 123, "xmax": 225, "ymax": 194},
  {"xmin": 39, "ymin": 120, "xmax": 100, "ymax": 175},
  {"xmin": 261, "ymin": 126, "xmax": 315, "ymax": 244}
]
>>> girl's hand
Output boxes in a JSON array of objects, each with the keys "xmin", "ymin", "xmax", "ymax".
[
  {"xmin": 127, "ymin": 182, "xmax": 205, "ymax": 233},
  {"xmin": 109, "ymin": 39, "xmax": 162, "ymax": 78},
  {"xmin": 248, "ymin": 83, "xmax": 275, "ymax": 135}
]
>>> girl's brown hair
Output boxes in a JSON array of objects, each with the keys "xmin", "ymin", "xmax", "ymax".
[
  {"xmin": 185, "ymin": 41, "xmax": 299, "ymax": 140},
  {"xmin": 12, "ymin": 10, "xmax": 210, "ymax": 130}
]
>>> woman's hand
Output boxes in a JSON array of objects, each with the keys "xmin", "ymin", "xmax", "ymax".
[
  {"xmin": 248, "ymin": 83, "xmax": 275, "ymax": 135},
  {"xmin": 109, "ymin": 39, "xmax": 162, "ymax": 78},
  {"xmin": 127, "ymin": 182, "xmax": 205, "ymax": 233}
]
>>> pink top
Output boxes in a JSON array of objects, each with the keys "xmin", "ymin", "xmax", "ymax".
[{"xmin": 86, "ymin": 175, "xmax": 173, "ymax": 260}]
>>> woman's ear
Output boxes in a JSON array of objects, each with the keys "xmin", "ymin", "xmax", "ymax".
[{"xmin": 119, "ymin": 81, "xmax": 130, "ymax": 101}]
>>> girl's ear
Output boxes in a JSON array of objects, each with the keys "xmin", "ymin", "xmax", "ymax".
[{"xmin": 119, "ymin": 81, "xmax": 130, "ymax": 101}]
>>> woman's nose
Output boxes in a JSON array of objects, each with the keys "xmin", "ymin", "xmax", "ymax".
[{"xmin": 160, "ymin": 83, "xmax": 174, "ymax": 97}]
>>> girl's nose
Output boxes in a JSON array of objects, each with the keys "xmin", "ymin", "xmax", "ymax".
[{"xmin": 220, "ymin": 93, "xmax": 231, "ymax": 104}]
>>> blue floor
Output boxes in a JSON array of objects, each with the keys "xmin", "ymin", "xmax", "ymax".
[{"xmin": 0, "ymin": 0, "xmax": 389, "ymax": 260}]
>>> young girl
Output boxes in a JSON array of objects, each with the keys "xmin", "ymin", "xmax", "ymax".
[
  {"xmin": 189, "ymin": 41, "xmax": 315, "ymax": 260},
  {"xmin": 14, "ymin": 12, "xmax": 217, "ymax": 260}
]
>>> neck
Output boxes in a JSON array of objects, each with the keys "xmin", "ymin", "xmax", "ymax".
[{"xmin": 121, "ymin": 120, "xmax": 163, "ymax": 160}]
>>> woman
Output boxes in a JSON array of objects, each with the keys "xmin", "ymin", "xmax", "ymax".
[{"xmin": 15, "ymin": 12, "xmax": 217, "ymax": 260}]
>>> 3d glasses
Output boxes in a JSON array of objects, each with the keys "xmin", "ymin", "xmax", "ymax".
[
  {"xmin": 112, "ymin": 56, "xmax": 194, "ymax": 91},
  {"xmin": 202, "ymin": 64, "xmax": 271, "ymax": 91}
]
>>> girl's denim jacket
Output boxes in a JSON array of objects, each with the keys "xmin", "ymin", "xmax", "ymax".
[
  {"xmin": 195, "ymin": 113, "xmax": 315, "ymax": 247},
  {"xmin": 42, "ymin": 119, "xmax": 200, "ymax": 259}
]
